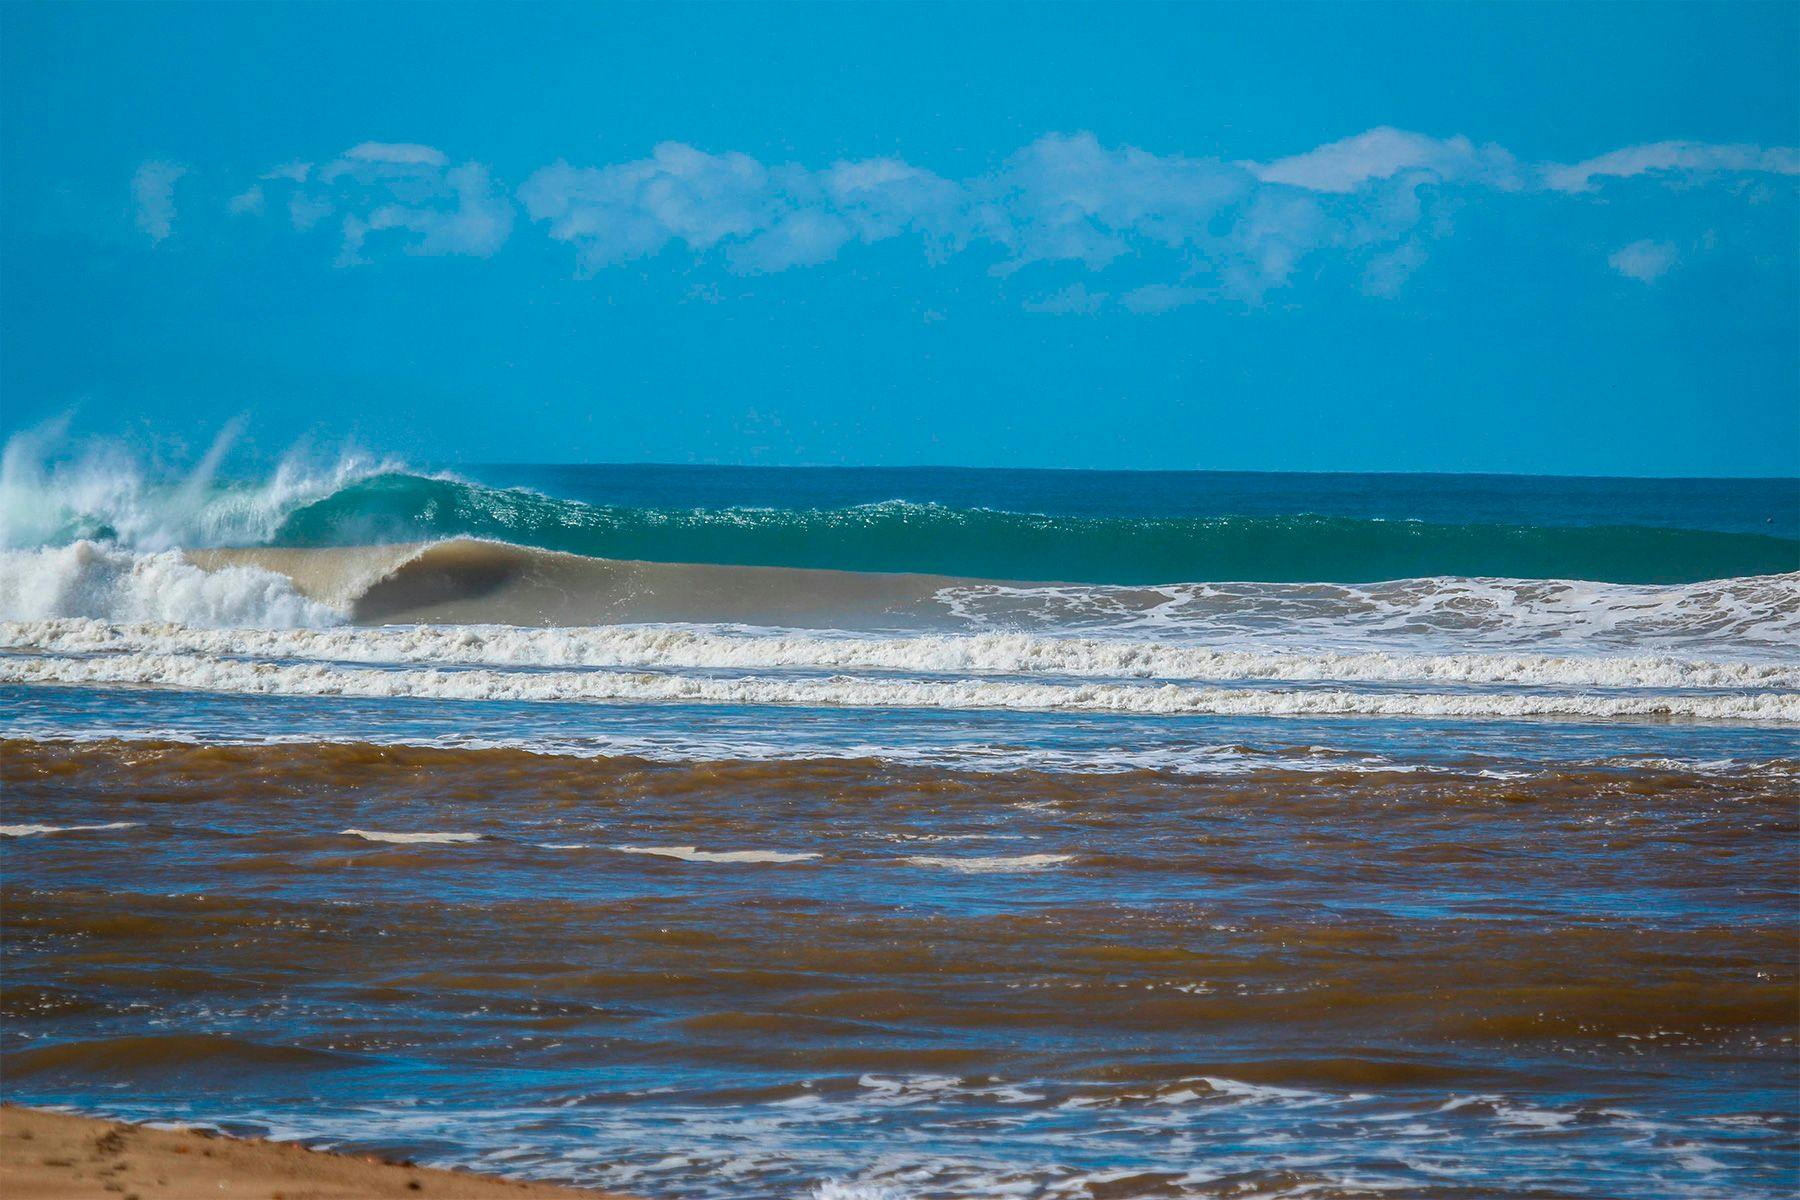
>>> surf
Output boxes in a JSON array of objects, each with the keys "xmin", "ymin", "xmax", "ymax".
[
  {"xmin": 5, "ymin": 428, "xmax": 1795, "ymax": 589},
  {"xmin": 10, "ymin": 613, "xmax": 1799, "ymax": 688},
  {"xmin": 270, "ymin": 471, "xmax": 1798, "ymax": 585},
  {"xmin": 3, "ymin": 428, "xmax": 1795, "ymax": 638},
  {"xmin": 5, "ymin": 650, "xmax": 1796, "ymax": 721}
]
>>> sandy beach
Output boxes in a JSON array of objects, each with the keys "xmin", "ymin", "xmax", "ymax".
[{"xmin": 0, "ymin": 1106, "xmax": 621, "ymax": 1200}]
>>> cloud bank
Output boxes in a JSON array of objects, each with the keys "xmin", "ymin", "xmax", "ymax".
[{"xmin": 146, "ymin": 127, "xmax": 1797, "ymax": 309}]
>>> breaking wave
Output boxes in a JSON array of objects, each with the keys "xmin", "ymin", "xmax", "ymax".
[
  {"xmin": 3, "ymin": 426, "xmax": 1794, "ymax": 593},
  {"xmin": 0, "ymin": 418, "xmax": 396, "ymax": 552},
  {"xmin": 4, "ymin": 538, "xmax": 1797, "ymax": 657},
  {"xmin": 1, "ymin": 429, "xmax": 1794, "ymax": 692},
  {"xmin": 268, "ymin": 472, "xmax": 1800, "ymax": 585}
]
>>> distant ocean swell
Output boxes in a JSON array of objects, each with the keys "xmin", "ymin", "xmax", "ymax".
[
  {"xmin": 251, "ymin": 472, "xmax": 1800, "ymax": 585},
  {"xmin": 7, "ymin": 459, "xmax": 1796, "ymax": 588}
]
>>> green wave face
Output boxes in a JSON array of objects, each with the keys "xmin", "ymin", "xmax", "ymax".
[{"xmin": 271, "ymin": 473, "xmax": 1800, "ymax": 585}]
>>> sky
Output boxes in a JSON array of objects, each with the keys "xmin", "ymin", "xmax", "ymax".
[{"xmin": 2, "ymin": 1, "xmax": 1797, "ymax": 476}]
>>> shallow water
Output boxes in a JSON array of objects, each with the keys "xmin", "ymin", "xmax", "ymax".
[{"xmin": 4, "ymin": 713, "xmax": 1797, "ymax": 1198}]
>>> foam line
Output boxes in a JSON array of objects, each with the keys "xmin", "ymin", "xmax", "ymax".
[
  {"xmin": 6, "ymin": 616, "xmax": 1793, "ymax": 687},
  {"xmin": 3, "ymin": 651, "xmax": 1794, "ymax": 721}
]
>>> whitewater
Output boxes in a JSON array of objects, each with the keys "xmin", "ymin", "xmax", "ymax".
[{"xmin": 1, "ymin": 429, "xmax": 1795, "ymax": 738}]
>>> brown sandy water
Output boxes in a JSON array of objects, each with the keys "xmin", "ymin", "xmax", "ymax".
[{"xmin": 3, "ymin": 737, "xmax": 1796, "ymax": 1198}]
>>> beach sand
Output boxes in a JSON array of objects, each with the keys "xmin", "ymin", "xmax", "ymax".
[{"xmin": 0, "ymin": 1106, "xmax": 623, "ymax": 1200}]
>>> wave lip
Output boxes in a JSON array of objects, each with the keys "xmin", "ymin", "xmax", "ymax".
[{"xmin": 1, "ymin": 422, "xmax": 396, "ymax": 553}]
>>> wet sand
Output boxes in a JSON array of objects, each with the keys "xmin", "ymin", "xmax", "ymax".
[{"xmin": 0, "ymin": 1106, "xmax": 623, "ymax": 1200}]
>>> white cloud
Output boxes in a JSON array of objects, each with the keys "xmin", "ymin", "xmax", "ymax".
[
  {"xmin": 288, "ymin": 192, "xmax": 334, "ymax": 232},
  {"xmin": 1361, "ymin": 239, "xmax": 1428, "ymax": 298},
  {"xmin": 227, "ymin": 185, "xmax": 265, "ymax": 216},
  {"xmin": 351, "ymin": 162, "xmax": 513, "ymax": 259},
  {"xmin": 519, "ymin": 144, "xmax": 790, "ymax": 273},
  {"xmin": 168, "ymin": 127, "xmax": 1797, "ymax": 306},
  {"xmin": 732, "ymin": 209, "xmax": 854, "ymax": 273},
  {"xmin": 979, "ymin": 132, "xmax": 1252, "ymax": 271},
  {"xmin": 823, "ymin": 157, "xmax": 963, "ymax": 246},
  {"xmin": 1223, "ymin": 190, "xmax": 1329, "ymax": 294},
  {"xmin": 251, "ymin": 143, "xmax": 514, "ymax": 260},
  {"xmin": 342, "ymin": 142, "xmax": 448, "ymax": 167},
  {"xmin": 1608, "ymin": 239, "xmax": 1679, "ymax": 283},
  {"xmin": 519, "ymin": 133, "xmax": 1270, "ymax": 289},
  {"xmin": 131, "ymin": 160, "xmax": 187, "ymax": 243},
  {"xmin": 1251, "ymin": 127, "xmax": 1520, "ymax": 193},
  {"xmin": 1545, "ymin": 141, "xmax": 1800, "ymax": 193}
]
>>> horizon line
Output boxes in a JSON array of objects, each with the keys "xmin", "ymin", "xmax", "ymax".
[{"xmin": 460, "ymin": 461, "xmax": 1800, "ymax": 484}]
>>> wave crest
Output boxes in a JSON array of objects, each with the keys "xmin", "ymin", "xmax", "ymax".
[
  {"xmin": 270, "ymin": 473, "xmax": 1799, "ymax": 585},
  {"xmin": 0, "ymin": 419, "xmax": 396, "ymax": 552},
  {"xmin": 5, "ymin": 536, "xmax": 1797, "ymax": 651}
]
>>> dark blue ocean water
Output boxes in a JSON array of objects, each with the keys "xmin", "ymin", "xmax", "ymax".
[{"xmin": 464, "ymin": 464, "xmax": 1800, "ymax": 537}]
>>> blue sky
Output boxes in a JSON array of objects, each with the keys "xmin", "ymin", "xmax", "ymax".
[{"xmin": 2, "ymin": 1, "xmax": 1796, "ymax": 475}]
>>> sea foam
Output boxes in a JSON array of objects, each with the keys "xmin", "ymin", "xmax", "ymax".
[
  {"xmin": 0, "ymin": 545, "xmax": 339, "ymax": 629},
  {"xmin": 0, "ymin": 821, "xmax": 140, "ymax": 837},
  {"xmin": 0, "ymin": 420, "xmax": 394, "ymax": 552},
  {"xmin": 342, "ymin": 829, "xmax": 483, "ymax": 844},
  {"xmin": 902, "ymin": 853, "xmax": 1073, "ymax": 872},
  {"xmin": 613, "ymin": 845, "xmax": 821, "ymax": 864},
  {"xmin": 3, "ymin": 651, "xmax": 1794, "ymax": 721},
  {"xmin": 5, "ymin": 618, "xmax": 1794, "ymax": 688}
]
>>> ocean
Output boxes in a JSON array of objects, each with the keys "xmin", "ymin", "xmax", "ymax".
[{"xmin": 2, "ymin": 450, "xmax": 1796, "ymax": 1199}]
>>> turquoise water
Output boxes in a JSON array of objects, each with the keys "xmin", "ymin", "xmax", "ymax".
[{"xmin": 259, "ymin": 467, "xmax": 1800, "ymax": 584}]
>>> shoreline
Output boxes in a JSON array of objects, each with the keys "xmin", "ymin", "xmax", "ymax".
[{"xmin": 0, "ymin": 1105, "xmax": 628, "ymax": 1200}]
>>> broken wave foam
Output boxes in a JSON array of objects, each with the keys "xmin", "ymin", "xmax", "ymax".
[{"xmin": 0, "ymin": 425, "xmax": 389, "ymax": 629}]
